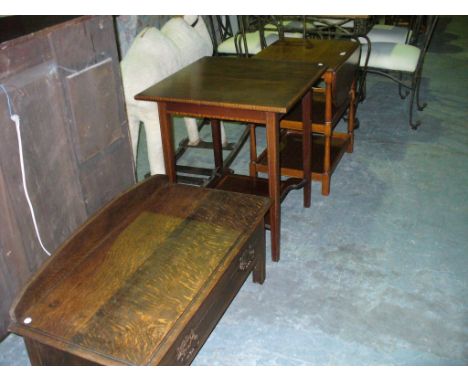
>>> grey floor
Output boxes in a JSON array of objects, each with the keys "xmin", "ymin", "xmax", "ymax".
[{"xmin": 1, "ymin": 16, "xmax": 467, "ymax": 366}]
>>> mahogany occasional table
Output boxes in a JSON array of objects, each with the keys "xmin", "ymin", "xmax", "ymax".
[{"xmin": 135, "ymin": 56, "xmax": 325, "ymax": 262}]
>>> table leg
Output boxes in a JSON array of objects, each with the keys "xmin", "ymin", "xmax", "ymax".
[
  {"xmin": 210, "ymin": 119, "xmax": 224, "ymax": 173},
  {"xmin": 266, "ymin": 112, "xmax": 281, "ymax": 262},
  {"xmin": 302, "ymin": 90, "xmax": 312, "ymax": 208},
  {"xmin": 157, "ymin": 102, "xmax": 176, "ymax": 182},
  {"xmin": 253, "ymin": 230, "xmax": 266, "ymax": 284},
  {"xmin": 248, "ymin": 123, "xmax": 258, "ymax": 178}
]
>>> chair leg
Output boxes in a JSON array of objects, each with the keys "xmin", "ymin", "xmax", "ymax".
[
  {"xmin": 415, "ymin": 73, "xmax": 427, "ymax": 111},
  {"xmin": 409, "ymin": 82, "xmax": 421, "ymax": 130},
  {"xmin": 357, "ymin": 69, "xmax": 367, "ymax": 103},
  {"xmin": 399, "ymin": 72, "xmax": 410, "ymax": 99},
  {"xmin": 347, "ymin": 82, "xmax": 356, "ymax": 153}
]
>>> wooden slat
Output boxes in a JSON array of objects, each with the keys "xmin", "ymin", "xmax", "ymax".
[
  {"xmin": 66, "ymin": 59, "xmax": 123, "ymax": 163},
  {"xmin": 0, "ymin": 16, "xmax": 136, "ymax": 339}
]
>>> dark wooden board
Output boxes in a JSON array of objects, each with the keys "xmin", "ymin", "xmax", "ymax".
[
  {"xmin": 66, "ymin": 59, "xmax": 123, "ymax": 163},
  {"xmin": 0, "ymin": 16, "xmax": 135, "ymax": 339}
]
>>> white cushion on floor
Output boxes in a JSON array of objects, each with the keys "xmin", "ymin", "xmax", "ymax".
[
  {"xmin": 360, "ymin": 24, "xmax": 412, "ymax": 44},
  {"xmin": 360, "ymin": 42, "xmax": 421, "ymax": 72},
  {"xmin": 217, "ymin": 30, "xmax": 279, "ymax": 54}
]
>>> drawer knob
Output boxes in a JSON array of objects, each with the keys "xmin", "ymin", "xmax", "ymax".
[
  {"xmin": 176, "ymin": 329, "xmax": 199, "ymax": 363},
  {"xmin": 239, "ymin": 245, "xmax": 256, "ymax": 271}
]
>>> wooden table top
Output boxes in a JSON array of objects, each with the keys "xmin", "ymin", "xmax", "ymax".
[
  {"xmin": 254, "ymin": 38, "xmax": 360, "ymax": 71},
  {"xmin": 135, "ymin": 56, "xmax": 325, "ymax": 114},
  {"xmin": 10, "ymin": 175, "xmax": 270, "ymax": 365}
]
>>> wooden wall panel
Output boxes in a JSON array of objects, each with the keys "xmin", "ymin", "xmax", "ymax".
[
  {"xmin": 78, "ymin": 139, "xmax": 136, "ymax": 216},
  {"xmin": 0, "ymin": 170, "xmax": 29, "ymax": 337},
  {"xmin": 66, "ymin": 59, "xmax": 123, "ymax": 162},
  {"xmin": 0, "ymin": 16, "xmax": 136, "ymax": 340}
]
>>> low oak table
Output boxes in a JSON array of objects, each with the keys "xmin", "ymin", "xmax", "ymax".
[
  {"xmin": 9, "ymin": 175, "xmax": 270, "ymax": 365},
  {"xmin": 135, "ymin": 56, "xmax": 325, "ymax": 261}
]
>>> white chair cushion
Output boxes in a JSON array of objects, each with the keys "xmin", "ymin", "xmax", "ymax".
[
  {"xmin": 360, "ymin": 24, "xmax": 412, "ymax": 44},
  {"xmin": 313, "ymin": 18, "xmax": 354, "ymax": 28},
  {"xmin": 284, "ymin": 32, "xmax": 306, "ymax": 38},
  {"xmin": 217, "ymin": 30, "xmax": 279, "ymax": 54},
  {"xmin": 283, "ymin": 20, "xmax": 316, "ymax": 30},
  {"xmin": 360, "ymin": 42, "xmax": 421, "ymax": 72}
]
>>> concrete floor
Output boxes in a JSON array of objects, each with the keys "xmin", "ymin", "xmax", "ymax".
[{"xmin": 1, "ymin": 16, "xmax": 467, "ymax": 366}]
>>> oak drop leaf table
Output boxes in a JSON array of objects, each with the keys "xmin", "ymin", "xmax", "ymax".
[
  {"xmin": 9, "ymin": 175, "xmax": 270, "ymax": 365},
  {"xmin": 135, "ymin": 56, "xmax": 325, "ymax": 261}
]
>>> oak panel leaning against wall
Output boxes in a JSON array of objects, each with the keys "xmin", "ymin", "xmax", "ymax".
[{"xmin": 0, "ymin": 16, "xmax": 136, "ymax": 339}]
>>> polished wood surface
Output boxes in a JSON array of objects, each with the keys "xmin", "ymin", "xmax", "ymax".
[
  {"xmin": 136, "ymin": 56, "xmax": 325, "ymax": 262},
  {"xmin": 9, "ymin": 175, "xmax": 270, "ymax": 365},
  {"xmin": 255, "ymin": 38, "xmax": 359, "ymax": 70},
  {"xmin": 136, "ymin": 56, "xmax": 324, "ymax": 113}
]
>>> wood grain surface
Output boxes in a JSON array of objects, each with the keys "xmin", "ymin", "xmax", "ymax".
[
  {"xmin": 10, "ymin": 175, "xmax": 270, "ymax": 365},
  {"xmin": 254, "ymin": 38, "xmax": 359, "ymax": 69},
  {"xmin": 135, "ymin": 56, "xmax": 325, "ymax": 113}
]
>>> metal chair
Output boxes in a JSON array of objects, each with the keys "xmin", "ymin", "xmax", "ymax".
[
  {"xmin": 363, "ymin": 16, "xmax": 424, "ymax": 45},
  {"xmin": 208, "ymin": 16, "xmax": 280, "ymax": 57},
  {"xmin": 360, "ymin": 16, "xmax": 439, "ymax": 129}
]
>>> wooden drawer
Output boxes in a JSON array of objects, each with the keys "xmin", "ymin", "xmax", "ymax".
[{"xmin": 158, "ymin": 223, "xmax": 265, "ymax": 365}]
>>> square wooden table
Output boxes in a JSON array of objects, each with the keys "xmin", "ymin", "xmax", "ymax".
[{"xmin": 136, "ymin": 56, "xmax": 325, "ymax": 262}]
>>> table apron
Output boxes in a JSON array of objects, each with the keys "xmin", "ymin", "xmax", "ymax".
[{"xmin": 165, "ymin": 102, "xmax": 276, "ymax": 125}]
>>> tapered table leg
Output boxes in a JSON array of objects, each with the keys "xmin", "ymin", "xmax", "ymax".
[
  {"xmin": 157, "ymin": 102, "xmax": 176, "ymax": 182},
  {"xmin": 266, "ymin": 112, "xmax": 281, "ymax": 262},
  {"xmin": 248, "ymin": 123, "xmax": 258, "ymax": 177},
  {"xmin": 210, "ymin": 119, "xmax": 224, "ymax": 172}
]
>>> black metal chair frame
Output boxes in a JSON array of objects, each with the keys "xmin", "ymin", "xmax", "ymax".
[{"xmin": 364, "ymin": 16, "xmax": 439, "ymax": 129}]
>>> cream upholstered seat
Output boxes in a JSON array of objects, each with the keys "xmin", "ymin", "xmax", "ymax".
[
  {"xmin": 217, "ymin": 30, "xmax": 279, "ymax": 55},
  {"xmin": 313, "ymin": 18, "xmax": 354, "ymax": 29},
  {"xmin": 359, "ymin": 16, "xmax": 439, "ymax": 129},
  {"xmin": 360, "ymin": 42, "xmax": 420, "ymax": 72},
  {"xmin": 360, "ymin": 24, "xmax": 412, "ymax": 44}
]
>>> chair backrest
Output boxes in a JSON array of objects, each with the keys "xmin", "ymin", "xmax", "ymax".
[
  {"xmin": 207, "ymin": 16, "xmax": 235, "ymax": 55},
  {"xmin": 413, "ymin": 16, "xmax": 439, "ymax": 75}
]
